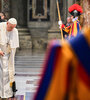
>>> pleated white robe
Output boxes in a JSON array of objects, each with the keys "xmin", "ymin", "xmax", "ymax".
[{"xmin": 0, "ymin": 22, "xmax": 19, "ymax": 98}]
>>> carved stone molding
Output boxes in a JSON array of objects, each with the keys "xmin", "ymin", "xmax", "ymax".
[
  {"xmin": 32, "ymin": 0, "xmax": 47, "ymax": 19},
  {"xmin": 28, "ymin": 0, "xmax": 50, "ymax": 21},
  {"xmin": 1, "ymin": 0, "xmax": 10, "ymax": 18}
]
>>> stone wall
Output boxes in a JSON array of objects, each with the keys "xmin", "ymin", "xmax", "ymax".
[
  {"xmin": 18, "ymin": 28, "xmax": 32, "ymax": 50},
  {"xmin": 1, "ymin": 0, "xmax": 76, "ymax": 50}
]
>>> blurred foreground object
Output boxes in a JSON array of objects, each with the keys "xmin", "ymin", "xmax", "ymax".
[
  {"xmin": 34, "ymin": 27, "xmax": 90, "ymax": 100},
  {"xmin": 33, "ymin": 0, "xmax": 90, "ymax": 99}
]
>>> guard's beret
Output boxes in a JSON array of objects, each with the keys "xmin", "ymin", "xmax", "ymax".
[
  {"xmin": 68, "ymin": 4, "xmax": 83, "ymax": 16},
  {"xmin": 8, "ymin": 18, "xmax": 17, "ymax": 25}
]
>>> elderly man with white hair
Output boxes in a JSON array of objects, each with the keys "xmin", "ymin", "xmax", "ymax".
[{"xmin": 0, "ymin": 18, "xmax": 19, "ymax": 99}]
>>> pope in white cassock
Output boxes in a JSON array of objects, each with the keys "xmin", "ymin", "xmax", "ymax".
[{"xmin": 0, "ymin": 18, "xmax": 19, "ymax": 98}]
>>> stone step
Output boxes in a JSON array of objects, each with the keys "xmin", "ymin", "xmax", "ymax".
[
  {"xmin": 15, "ymin": 56, "xmax": 44, "ymax": 60},
  {"xmin": 15, "ymin": 60, "xmax": 43, "ymax": 63},
  {"xmin": 15, "ymin": 55, "xmax": 44, "ymax": 57},
  {"xmin": 15, "ymin": 62, "xmax": 42, "ymax": 66},
  {"xmin": 15, "ymin": 56, "xmax": 44, "ymax": 57},
  {"xmin": 15, "ymin": 65, "xmax": 42, "ymax": 68},
  {"xmin": 15, "ymin": 55, "xmax": 44, "ymax": 70},
  {"xmin": 15, "ymin": 62, "xmax": 43, "ymax": 66},
  {"xmin": 15, "ymin": 60, "xmax": 43, "ymax": 62},
  {"xmin": 15, "ymin": 62, "xmax": 43, "ymax": 67},
  {"xmin": 15, "ymin": 55, "xmax": 45, "ymax": 57},
  {"xmin": 15, "ymin": 57, "xmax": 44, "ymax": 59},
  {"xmin": 15, "ymin": 57, "xmax": 44, "ymax": 62},
  {"xmin": 15, "ymin": 67, "xmax": 42, "ymax": 72}
]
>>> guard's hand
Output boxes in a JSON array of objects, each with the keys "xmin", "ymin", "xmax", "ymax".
[
  {"xmin": 58, "ymin": 21, "xmax": 62, "ymax": 26},
  {"xmin": 0, "ymin": 50, "xmax": 4, "ymax": 56},
  {"xmin": 59, "ymin": 24, "xmax": 65, "ymax": 29}
]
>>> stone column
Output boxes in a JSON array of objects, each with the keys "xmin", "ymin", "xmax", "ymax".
[
  {"xmin": 50, "ymin": 0, "xmax": 58, "ymax": 30},
  {"xmin": 10, "ymin": 0, "xmax": 27, "ymax": 27},
  {"xmin": 67, "ymin": 0, "xmax": 75, "ymax": 16},
  {"xmin": 48, "ymin": 0, "xmax": 61, "ymax": 41},
  {"xmin": 10, "ymin": 0, "xmax": 18, "ymax": 20},
  {"xmin": 63, "ymin": 0, "xmax": 67, "ymax": 23},
  {"xmin": 17, "ymin": 0, "xmax": 27, "ymax": 27}
]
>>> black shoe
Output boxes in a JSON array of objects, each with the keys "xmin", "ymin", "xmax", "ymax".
[
  {"xmin": 12, "ymin": 81, "xmax": 17, "ymax": 92},
  {"xmin": 14, "ymin": 73, "xmax": 16, "ymax": 76}
]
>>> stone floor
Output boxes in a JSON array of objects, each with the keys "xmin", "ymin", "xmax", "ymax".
[
  {"xmin": 15, "ymin": 49, "xmax": 45, "ymax": 100},
  {"xmin": 0, "ymin": 73, "xmax": 41, "ymax": 100},
  {"xmin": 15, "ymin": 72, "xmax": 41, "ymax": 100},
  {"xmin": 0, "ymin": 49, "xmax": 46, "ymax": 100}
]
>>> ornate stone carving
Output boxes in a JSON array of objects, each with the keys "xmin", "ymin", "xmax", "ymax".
[
  {"xmin": 2, "ymin": 0, "xmax": 10, "ymax": 12},
  {"xmin": 2, "ymin": 0, "xmax": 10, "ymax": 18}
]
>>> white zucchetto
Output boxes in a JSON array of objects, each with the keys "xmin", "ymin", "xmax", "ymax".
[{"xmin": 8, "ymin": 18, "xmax": 17, "ymax": 25}]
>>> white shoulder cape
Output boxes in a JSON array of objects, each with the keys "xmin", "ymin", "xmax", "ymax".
[{"xmin": 0, "ymin": 22, "xmax": 19, "ymax": 48}]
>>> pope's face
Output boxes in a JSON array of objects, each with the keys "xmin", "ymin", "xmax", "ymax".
[{"xmin": 7, "ymin": 22, "xmax": 16, "ymax": 31}]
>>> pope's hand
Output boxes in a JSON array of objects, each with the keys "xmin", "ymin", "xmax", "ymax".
[{"xmin": 0, "ymin": 50, "xmax": 4, "ymax": 56}]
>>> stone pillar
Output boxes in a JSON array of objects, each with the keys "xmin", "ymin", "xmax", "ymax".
[
  {"xmin": 48, "ymin": 0, "xmax": 62, "ymax": 41},
  {"xmin": 63, "ymin": 0, "xmax": 67, "ymax": 23},
  {"xmin": 10, "ymin": 0, "xmax": 27, "ymax": 27},
  {"xmin": 49, "ymin": 0, "xmax": 60, "ymax": 30},
  {"xmin": 10, "ymin": 0, "xmax": 18, "ymax": 20},
  {"xmin": 50, "ymin": 0, "xmax": 57, "ymax": 29},
  {"xmin": 17, "ymin": 0, "xmax": 27, "ymax": 27},
  {"xmin": 67, "ymin": 0, "xmax": 75, "ymax": 16}
]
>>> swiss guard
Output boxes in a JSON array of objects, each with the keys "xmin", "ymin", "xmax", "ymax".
[
  {"xmin": 33, "ymin": 0, "xmax": 90, "ymax": 100},
  {"xmin": 59, "ymin": 4, "xmax": 83, "ymax": 38}
]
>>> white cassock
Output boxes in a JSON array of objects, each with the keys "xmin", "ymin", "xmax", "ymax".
[{"xmin": 0, "ymin": 22, "xmax": 19, "ymax": 98}]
